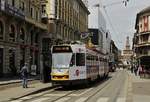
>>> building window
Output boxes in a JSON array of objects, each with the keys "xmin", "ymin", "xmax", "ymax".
[
  {"xmin": 36, "ymin": 11, "xmax": 38, "ymax": 20},
  {"xmin": 9, "ymin": 25, "xmax": 16, "ymax": 42},
  {"xmin": 41, "ymin": 4, "xmax": 46, "ymax": 13},
  {"xmin": 0, "ymin": 21, "xmax": 4, "ymax": 40},
  {"xmin": 21, "ymin": 1, "xmax": 25, "ymax": 11},
  {"xmin": 12, "ymin": 0, "xmax": 15, "ymax": 6},
  {"xmin": 35, "ymin": 33, "xmax": 38, "ymax": 44},
  {"xmin": 106, "ymin": 32, "xmax": 108, "ymax": 38},
  {"xmin": 30, "ymin": 8, "xmax": 33, "ymax": 18},
  {"xmin": 30, "ymin": 31, "xmax": 33, "ymax": 45},
  {"xmin": 20, "ymin": 28, "xmax": 25, "ymax": 43}
]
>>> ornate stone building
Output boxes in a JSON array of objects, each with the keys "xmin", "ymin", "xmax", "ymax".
[
  {"xmin": 134, "ymin": 6, "xmax": 150, "ymax": 68},
  {"xmin": 0, "ymin": 0, "xmax": 47, "ymax": 77},
  {"xmin": 41, "ymin": 0, "xmax": 90, "ymax": 44}
]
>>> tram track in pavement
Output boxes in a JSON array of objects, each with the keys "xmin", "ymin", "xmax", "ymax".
[
  {"xmin": 47, "ymin": 71, "xmax": 118, "ymax": 102},
  {"xmin": 13, "ymin": 85, "xmax": 82, "ymax": 102},
  {"xmin": 110, "ymin": 70, "xmax": 127, "ymax": 102},
  {"xmin": 83, "ymin": 70, "xmax": 127, "ymax": 102},
  {"xmin": 10, "ymin": 71, "xmax": 119, "ymax": 102},
  {"xmin": 78, "ymin": 70, "xmax": 121, "ymax": 102}
]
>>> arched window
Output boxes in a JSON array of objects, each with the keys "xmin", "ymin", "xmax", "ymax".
[
  {"xmin": 0, "ymin": 21, "xmax": 4, "ymax": 40},
  {"xmin": 9, "ymin": 25, "xmax": 16, "ymax": 42},
  {"xmin": 20, "ymin": 28, "xmax": 25, "ymax": 43}
]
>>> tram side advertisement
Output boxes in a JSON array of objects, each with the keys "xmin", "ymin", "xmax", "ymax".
[{"xmin": 69, "ymin": 67, "xmax": 86, "ymax": 80}]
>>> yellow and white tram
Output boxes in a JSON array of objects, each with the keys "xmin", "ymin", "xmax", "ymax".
[{"xmin": 51, "ymin": 44, "xmax": 109, "ymax": 85}]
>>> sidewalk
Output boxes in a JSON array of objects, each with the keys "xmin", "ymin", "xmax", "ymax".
[
  {"xmin": 127, "ymin": 71, "xmax": 150, "ymax": 102},
  {"xmin": 0, "ymin": 75, "xmax": 41, "ymax": 85},
  {"xmin": 0, "ymin": 77, "xmax": 53, "ymax": 102}
]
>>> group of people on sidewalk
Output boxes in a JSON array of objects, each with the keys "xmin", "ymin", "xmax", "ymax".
[{"xmin": 131, "ymin": 65, "xmax": 143, "ymax": 76}]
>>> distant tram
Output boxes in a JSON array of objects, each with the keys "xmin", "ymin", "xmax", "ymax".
[{"xmin": 51, "ymin": 44, "xmax": 109, "ymax": 86}]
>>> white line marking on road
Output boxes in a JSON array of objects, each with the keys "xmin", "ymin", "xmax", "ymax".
[
  {"xmin": 97, "ymin": 97, "xmax": 109, "ymax": 102},
  {"xmin": 70, "ymin": 88, "xmax": 93, "ymax": 96},
  {"xmin": 116, "ymin": 97, "xmax": 126, "ymax": 102},
  {"xmin": 75, "ymin": 97, "xmax": 88, "ymax": 102},
  {"xmin": 31, "ymin": 97, "xmax": 49, "ymax": 102},
  {"xmin": 31, "ymin": 93, "xmax": 44, "ymax": 97},
  {"xmin": 55, "ymin": 97, "xmax": 71, "ymax": 102},
  {"xmin": 44, "ymin": 93, "xmax": 66, "ymax": 97},
  {"xmin": 11, "ymin": 100, "xmax": 22, "ymax": 102},
  {"xmin": 20, "ymin": 96, "xmax": 32, "ymax": 100}
]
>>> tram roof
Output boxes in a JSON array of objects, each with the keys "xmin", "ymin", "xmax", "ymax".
[{"xmin": 52, "ymin": 44, "xmax": 104, "ymax": 54}]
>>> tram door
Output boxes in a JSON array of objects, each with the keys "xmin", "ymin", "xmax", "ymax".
[{"xmin": 0, "ymin": 48, "xmax": 3, "ymax": 77}]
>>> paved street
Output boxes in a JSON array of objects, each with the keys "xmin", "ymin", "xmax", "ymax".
[
  {"xmin": 6, "ymin": 70, "xmax": 127, "ymax": 102},
  {"xmin": 0, "ymin": 69, "xmax": 150, "ymax": 102}
]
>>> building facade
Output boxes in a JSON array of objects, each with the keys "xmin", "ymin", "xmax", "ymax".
[
  {"xmin": 41, "ymin": 0, "xmax": 90, "ymax": 44},
  {"xmin": 0, "ymin": 0, "xmax": 47, "ymax": 77},
  {"xmin": 88, "ymin": 0, "xmax": 108, "ymax": 54},
  {"xmin": 134, "ymin": 6, "xmax": 150, "ymax": 68},
  {"xmin": 110, "ymin": 40, "xmax": 119, "ymax": 66}
]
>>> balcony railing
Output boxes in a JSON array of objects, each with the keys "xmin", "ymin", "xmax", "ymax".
[
  {"xmin": 135, "ymin": 42, "xmax": 150, "ymax": 47},
  {"xmin": 41, "ymin": 13, "xmax": 48, "ymax": 19},
  {"xmin": 137, "ymin": 53, "xmax": 150, "ymax": 58},
  {"xmin": 5, "ymin": 3, "xmax": 25, "ymax": 19}
]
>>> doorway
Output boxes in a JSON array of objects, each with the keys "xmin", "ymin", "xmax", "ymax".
[{"xmin": 0, "ymin": 48, "xmax": 3, "ymax": 77}]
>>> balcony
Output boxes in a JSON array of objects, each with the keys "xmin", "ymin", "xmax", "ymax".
[
  {"xmin": 5, "ymin": 4, "xmax": 25, "ymax": 20},
  {"xmin": 135, "ymin": 42, "xmax": 150, "ymax": 47},
  {"xmin": 25, "ymin": 17, "xmax": 47, "ymax": 30},
  {"xmin": 137, "ymin": 31, "xmax": 150, "ymax": 36},
  {"xmin": 137, "ymin": 53, "xmax": 150, "ymax": 59},
  {"xmin": 41, "ymin": 13, "xmax": 48, "ymax": 24},
  {"xmin": 41, "ymin": 13, "xmax": 48, "ymax": 19}
]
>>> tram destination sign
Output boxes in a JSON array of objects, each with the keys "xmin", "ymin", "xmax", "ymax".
[{"xmin": 52, "ymin": 46, "xmax": 72, "ymax": 53}]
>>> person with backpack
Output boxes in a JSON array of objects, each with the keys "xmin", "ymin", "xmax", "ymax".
[{"xmin": 20, "ymin": 63, "xmax": 29, "ymax": 88}]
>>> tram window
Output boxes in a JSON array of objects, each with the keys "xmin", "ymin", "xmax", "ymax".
[
  {"xmin": 70, "ymin": 54, "xmax": 75, "ymax": 67},
  {"xmin": 86, "ymin": 55, "xmax": 91, "ymax": 60},
  {"xmin": 76, "ymin": 53, "xmax": 85, "ymax": 66}
]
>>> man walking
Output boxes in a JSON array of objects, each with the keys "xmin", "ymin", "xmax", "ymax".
[{"xmin": 20, "ymin": 63, "xmax": 28, "ymax": 88}]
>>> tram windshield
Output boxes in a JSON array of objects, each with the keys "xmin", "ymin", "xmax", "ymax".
[{"xmin": 52, "ymin": 53, "xmax": 73, "ymax": 68}]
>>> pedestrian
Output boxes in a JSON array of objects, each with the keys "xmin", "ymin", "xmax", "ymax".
[
  {"xmin": 20, "ymin": 63, "xmax": 28, "ymax": 88},
  {"xmin": 131, "ymin": 65, "xmax": 133, "ymax": 73},
  {"xmin": 138, "ymin": 65, "xmax": 143, "ymax": 76},
  {"xmin": 134, "ymin": 65, "xmax": 138, "ymax": 76}
]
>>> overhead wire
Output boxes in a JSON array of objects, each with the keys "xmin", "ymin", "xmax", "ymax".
[{"xmin": 101, "ymin": 0, "xmax": 129, "ymax": 48}]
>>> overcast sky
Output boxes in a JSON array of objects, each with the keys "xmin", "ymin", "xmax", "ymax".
[{"xmin": 88, "ymin": 0, "xmax": 150, "ymax": 50}]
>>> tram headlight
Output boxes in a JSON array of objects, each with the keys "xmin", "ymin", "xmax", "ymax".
[{"xmin": 65, "ymin": 70, "xmax": 69, "ymax": 75}]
